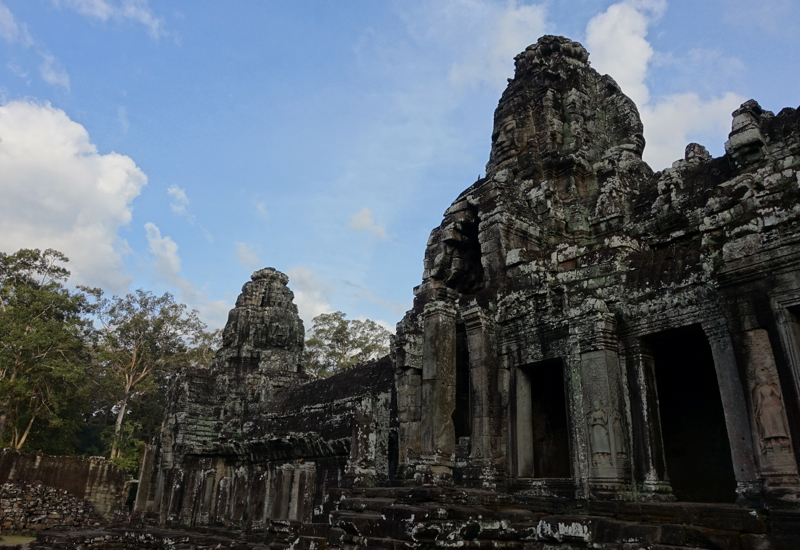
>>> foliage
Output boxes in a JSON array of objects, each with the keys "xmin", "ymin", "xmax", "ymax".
[
  {"xmin": 101, "ymin": 420, "xmax": 145, "ymax": 472},
  {"xmin": 303, "ymin": 311, "xmax": 392, "ymax": 378},
  {"xmin": 0, "ymin": 249, "xmax": 95, "ymax": 452},
  {"xmin": 92, "ymin": 289, "xmax": 208, "ymax": 461}
]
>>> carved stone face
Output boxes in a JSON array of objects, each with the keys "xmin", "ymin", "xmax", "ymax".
[{"xmin": 491, "ymin": 115, "xmax": 518, "ymax": 165}]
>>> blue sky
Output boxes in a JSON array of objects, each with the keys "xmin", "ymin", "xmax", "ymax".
[{"xmin": 1, "ymin": 0, "xmax": 798, "ymax": 332}]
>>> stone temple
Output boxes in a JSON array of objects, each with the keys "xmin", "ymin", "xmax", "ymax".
[{"xmin": 132, "ymin": 36, "xmax": 800, "ymax": 548}]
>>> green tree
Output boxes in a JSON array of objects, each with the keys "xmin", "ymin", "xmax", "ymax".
[
  {"xmin": 93, "ymin": 289, "xmax": 207, "ymax": 460},
  {"xmin": 303, "ymin": 311, "xmax": 392, "ymax": 378},
  {"xmin": 0, "ymin": 249, "xmax": 94, "ymax": 451}
]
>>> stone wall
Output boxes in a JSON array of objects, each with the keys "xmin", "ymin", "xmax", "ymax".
[{"xmin": 0, "ymin": 450, "xmax": 132, "ymax": 518}]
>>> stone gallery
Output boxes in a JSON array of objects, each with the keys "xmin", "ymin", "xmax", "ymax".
[{"xmin": 130, "ymin": 36, "xmax": 800, "ymax": 548}]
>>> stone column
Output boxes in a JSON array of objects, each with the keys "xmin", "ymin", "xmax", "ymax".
[
  {"xmin": 462, "ymin": 306, "xmax": 504, "ymax": 488},
  {"xmin": 512, "ymin": 365, "xmax": 534, "ymax": 478},
  {"xmin": 272, "ymin": 464, "xmax": 294, "ymax": 521},
  {"xmin": 417, "ymin": 300, "xmax": 457, "ymax": 484},
  {"xmin": 578, "ymin": 313, "xmax": 630, "ymax": 495},
  {"xmin": 393, "ymin": 319, "xmax": 423, "ymax": 482},
  {"xmin": 133, "ymin": 444, "xmax": 156, "ymax": 515},
  {"xmin": 738, "ymin": 328, "xmax": 800, "ymax": 501},
  {"xmin": 621, "ymin": 339, "xmax": 671, "ymax": 499},
  {"xmin": 775, "ymin": 308, "xmax": 800, "ymax": 406},
  {"xmin": 702, "ymin": 319, "xmax": 761, "ymax": 505}
]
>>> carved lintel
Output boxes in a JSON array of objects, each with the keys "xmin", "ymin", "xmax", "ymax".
[
  {"xmin": 461, "ymin": 306, "xmax": 495, "ymax": 339},
  {"xmin": 423, "ymin": 300, "xmax": 457, "ymax": 320}
]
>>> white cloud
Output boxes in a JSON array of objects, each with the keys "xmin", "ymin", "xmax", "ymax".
[
  {"xmin": 54, "ymin": 0, "xmax": 167, "ymax": 39},
  {"xmin": 348, "ymin": 207, "xmax": 388, "ymax": 239},
  {"xmin": 235, "ymin": 242, "xmax": 261, "ymax": 270},
  {"xmin": 117, "ymin": 106, "xmax": 129, "ymax": 133},
  {"xmin": 403, "ymin": 0, "xmax": 548, "ymax": 91},
  {"xmin": 585, "ymin": 0, "xmax": 743, "ymax": 170},
  {"xmin": 144, "ymin": 222, "xmax": 181, "ymax": 278},
  {"xmin": 167, "ymin": 184, "xmax": 189, "ymax": 216},
  {"xmin": 448, "ymin": 0, "xmax": 548, "ymax": 89},
  {"xmin": 0, "ymin": 99, "xmax": 145, "ymax": 292},
  {"xmin": 641, "ymin": 92, "xmax": 744, "ymax": 169},
  {"xmin": 585, "ymin": 0, "xmax": 663, "ymax": 107},
  {"xmin": 286, "ymin": 267, "xmax": 334, "ymax": 327}
]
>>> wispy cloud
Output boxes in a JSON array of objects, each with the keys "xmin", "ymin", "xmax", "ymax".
[
  {"xmin": 348, "ymin": 207, "xmax": 388, "ymax": 239},
  {"xmin": 342, "ymin": 280, "xmax": 409, "ymax": 318},
  {"xmin": 167, "ymin": 184, "xmax": 189, "ymax": 216},
  {"xmin": 235, "ymin": 242, "xmax": 261, "ymax": 270},
  {"xmin": 0, "ymin": 1, "xmax": 69, "ymax": 90},
  {"xmin": 53, "ymin": 0, "xmax": 168, "ymax": 40},
  {"xmin": 144, "ymin": 222, "xmax": 229, "ymax": 328},
  {"xmin": 117, "ymin": 105, "xmax": 129, "ymax": 133},
  {"xmin": 255, "ymin": 202, "xmax": 268, "ymax": 220},
  {"xmin": 0, "ymin": 1, "xmax": 33, "ymax": 45}
]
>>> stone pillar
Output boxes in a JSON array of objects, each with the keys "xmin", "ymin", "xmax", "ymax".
[
  {"xmin": 272, "ymin": 465, "xmax": 294, "ymax": 521},
  {"xmin": 291, "ymin": 462, "xmax": 315, "ymax": 523},
  {"xmin": 775, "ymin": 307, "xmax": 800, "ymax": 408},
  {"xmin": 513, "ymin": 365, "xmax": 534, "ymax": 478},
  {"xmin": 393, "ymin": 318, "xmax": 423, "ymax": 482},
  {"xmin": 133, "ymin": 444, "xmax": 156, "ymax": 515},
  {"xmin": 462, "ymin": 306, "xmax": 504, "ymax": 488},
  {"xmin": 417, "ymin": 300, "xmax": 457, "ymax": 484},
  {"xmin": 578, "ymin": 313, "xmax": 630, "ymax": 496},
  {"xmin": 702, "ymin": 319, "xmax": 761, "ymax": 505},
  {"xmin": 739, "ymin": 328, "xmax": 800, "ymax": 501},
  {"xmin": 621, "ymin": 339, "xmax": 671, "ymax": 499}
]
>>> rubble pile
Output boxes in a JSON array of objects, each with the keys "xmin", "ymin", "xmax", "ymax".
[{"xmin": 0, "ymin": 482, "xmax": 105, "ymax": 533}]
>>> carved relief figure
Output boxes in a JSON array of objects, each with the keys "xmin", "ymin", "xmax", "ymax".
[
  {"xmin": 754, "ymin": 368, "xmax": 790, "ymax": 454},
  {"xmin": 587, "ymin": 398, "xmax": 611, "ymax": 465},
  {"xmin": 491, "ymin": 115, "xmax": 518, "ymax": 165}
]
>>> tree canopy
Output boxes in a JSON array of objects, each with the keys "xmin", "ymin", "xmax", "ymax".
[
  {"xmin": 0, "ymin": 249, "xmax": 95, "ymax": 453},
  {"xmin": 303, "ymin": 311, "xmax": 392, "ymax": 378},
  {"xmin": 0, "ymin": 247, "xmax": 219, "ymax": 472}
]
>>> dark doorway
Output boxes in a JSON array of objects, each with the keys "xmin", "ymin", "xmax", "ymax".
[
  {"xmin": 453, "ymin": 325, "xmax": 471, "ymax": 441},
  {"xmin": 647, "ymin": 325, "xmax": 737, "ymax": 502},
  {"xmin": 516, "ymin": 359, "xmax": 571, "ymax": 478}
]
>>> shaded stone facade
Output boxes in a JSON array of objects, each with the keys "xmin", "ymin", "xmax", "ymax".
[{"xmin": 132, "ymin": 36, "xmax": 800, "ymax": 548}]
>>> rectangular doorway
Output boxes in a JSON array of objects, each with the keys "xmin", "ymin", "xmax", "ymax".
[
  {"xmin": 647, "ymin": 325, "xmax": 737, "ymax": 502},
  {"xmin": 515, "ymin": 359, "xmax": 571, "ymax": 478}
]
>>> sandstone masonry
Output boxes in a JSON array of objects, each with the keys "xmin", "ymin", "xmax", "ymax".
[{"xmin": 126, "ymin": 36, "xmax": 800, "ymax": 549}]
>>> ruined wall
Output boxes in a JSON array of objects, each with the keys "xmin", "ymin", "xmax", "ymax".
[
  {"xmin": 0, "ymin": 450, "xmax": 131, "ymax": 518},
  {"xmin": 135, "ymin": 269, "xmax": 395, "ymax": 529}
]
